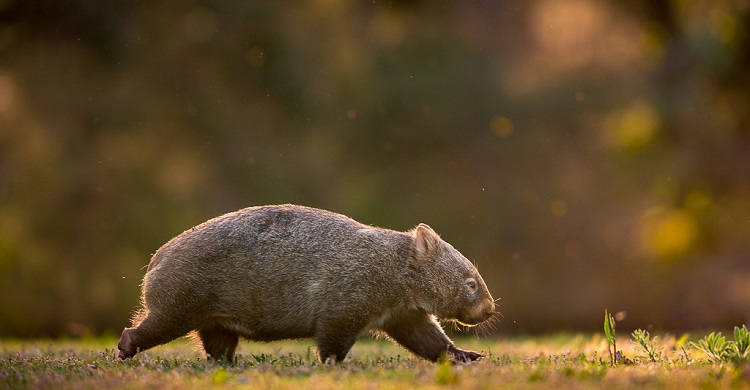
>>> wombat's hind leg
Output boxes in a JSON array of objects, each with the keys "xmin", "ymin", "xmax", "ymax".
[
  {"xmin": 315, "ymin": 321, "xmax": 360, "ymax": 363},
  {"xmin": 117, "ymin": 314, "xmax": 192, "ymax": 360},
  {"xmin": 117, "ymin": 328, "xmax": 138, "ymax": 360},
  {"xmin": 198, "ymin": 325, "xmax": 240, "ymax": 363}
]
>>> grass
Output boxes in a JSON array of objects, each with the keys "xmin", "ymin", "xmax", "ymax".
[{"xmin": 2, "ymin": 334, "xmax": 750, "ymax": 389}]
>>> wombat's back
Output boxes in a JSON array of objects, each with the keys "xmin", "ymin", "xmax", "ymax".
[{"xmin": 140, "ymin": 205, "xmax": 411, "ymax": 340}]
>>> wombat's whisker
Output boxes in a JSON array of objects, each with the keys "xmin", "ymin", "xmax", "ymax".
[{"xmin": 472, "ymin": 312, "xmax": 502, "ymax": 337}]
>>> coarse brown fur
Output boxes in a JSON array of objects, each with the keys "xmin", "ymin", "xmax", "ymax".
[{"xmin": 117, "ymin": 205, "xmax": 496, "ymax": 364}]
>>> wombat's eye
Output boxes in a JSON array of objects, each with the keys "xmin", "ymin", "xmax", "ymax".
[{"xmin": 466, "ymin": 279, "xmax": 477, "ymax": 291}]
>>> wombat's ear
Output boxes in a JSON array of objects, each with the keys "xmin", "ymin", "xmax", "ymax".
[{"xmin": 414, "ymin": 223, "xmax": 440, "ymax": 257}]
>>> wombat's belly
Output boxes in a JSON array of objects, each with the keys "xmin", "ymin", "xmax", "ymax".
[{"xmin": 215, "ymin": 310, "xmax": 318, "ymax": 342}]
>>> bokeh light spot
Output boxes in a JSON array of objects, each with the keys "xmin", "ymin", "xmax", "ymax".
[
  {"xmin": 606, "ymin": 101, "xmax": 660, "ymax": 151},
  {"xmin": 551, "ymin": 200, "xmax": 568, "ymax": 217},
  {"xmin": 685, "ymin": 190, "xmax": 712, "ymax": 212},
  {"xmin": 640, "ymin": 208, "xmax": 698, "ymax": 260},
  {"xmin": 491, "ymin": 115, "xmax": 514, "ymax": 137}
]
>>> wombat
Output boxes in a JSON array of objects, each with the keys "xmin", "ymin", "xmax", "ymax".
[{"xmin": 118, "ymin": 204, "xmax": 496, "ymax": 364}]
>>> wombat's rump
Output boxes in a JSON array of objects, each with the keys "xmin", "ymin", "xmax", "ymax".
[{"xmin": 118, "ymin": 204, "xmax": 496, "ymax": 363}]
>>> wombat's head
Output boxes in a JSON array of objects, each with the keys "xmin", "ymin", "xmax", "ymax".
[{"xmin": 408, "ymin": 224, "xmax": 496, "ymax": 326}]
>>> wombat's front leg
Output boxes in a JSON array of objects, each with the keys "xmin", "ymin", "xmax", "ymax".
[
  {"xmin": 446, "ymin": 344, "xmax": 484, "ymax": 363},
  {"xmin": 316, "ymin": 335, "xmax": 357, "ymax": 364},
  {"xmin": 315, "ymin": 317, "xmax": 363, "ymax": 363},
  {"xmin": 197, "ymin": 325, "xmax": 240, "ymax": 363},
  {"xmin": 382, "ymin": 311, "xmax": 482, "ymax": 363}
]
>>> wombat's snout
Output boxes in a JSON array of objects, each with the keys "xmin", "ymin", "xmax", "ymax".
[
  {"xmin": 458, "ymin": 297, "xmax": 496, "ymax": 326},
  {"xmin": 480, "ymin": 298, "xmax": 496, "ymax": 321}
]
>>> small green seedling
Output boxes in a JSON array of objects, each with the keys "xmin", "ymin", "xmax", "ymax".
[
  {"xmin": 692, "ymin": 331, "xmax": 730, "ymax": 363},
  {"xmin": 732, "ymin": 325, "xmax": 750, "ymax": 363},
  {"xmin": 631, "ymin": 329, "xmax": 661, "ymax": 363},
  {"xmin": 604, "ymin": 310, "xmax": 617, "ymax": 366},
  {"xmin": 691, "ymin": 331, "xmax": 732, "ymax": 364},
  {"xmin": 690, "ymin": 325, "xmax": 750, "ymax": 364}
]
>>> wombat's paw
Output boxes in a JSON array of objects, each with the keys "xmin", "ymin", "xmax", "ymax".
[
  {"xmin": 447, "ymin": 346, "xmax": 484, "ymax": 364},
  {"xmin": 117, "ymin": 328, "xmax": 137, "ymax": 360}
]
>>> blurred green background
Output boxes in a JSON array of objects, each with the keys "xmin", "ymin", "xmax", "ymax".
[{"xmin": 1, "ymin": 0, "xmax": 749, "ymax": 338}]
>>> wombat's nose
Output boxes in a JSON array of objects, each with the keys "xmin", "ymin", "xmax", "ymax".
[{"xmin": 481, "ymin": 298, "xmax": 495, "ymax": 320}]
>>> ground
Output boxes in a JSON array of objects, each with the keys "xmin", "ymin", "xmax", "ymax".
[{"xmin": 1, "ymin": 334, "xmax": 749, "ymax": 389}]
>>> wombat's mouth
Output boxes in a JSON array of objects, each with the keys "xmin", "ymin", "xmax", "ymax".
[
  {"xmin": 455, "ymin": 314, "xmax": 491, "ymax": 327},
  {"xmin": 455, "ymin": 319, "xmax": 483, "ymax": 327},
  {"xmin": 455, "ymin": 299, "xmax": 496, "ymax": 326}
]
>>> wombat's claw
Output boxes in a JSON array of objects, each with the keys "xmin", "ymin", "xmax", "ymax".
[{"xmin": 447, "ymin": 346, "xmax": 484, "ymax": 364}]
